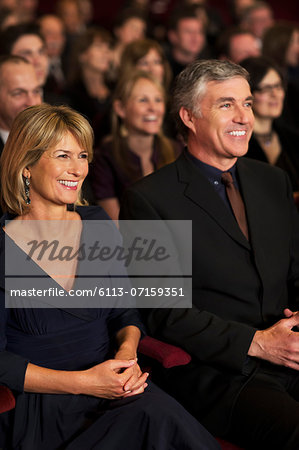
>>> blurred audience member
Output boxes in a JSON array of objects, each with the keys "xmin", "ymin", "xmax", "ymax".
[
  {"xmin": 166, "ymin": 5, "xmax": 210, "ymax": 78},
  {"xmin": 120, "ymin": 38, "xmax": 178, "ymax": 138},
  {"xmin": 239, "ymin": 1, "xmax": 274, "ymax": 42},
  {"xmin": 66, "ymin": 26, "xmax": 112, "ymax": 142},
  {"xmin": 0, "ymin": 55, "xmax": 42, "ymax": 154},
  {"xmin": 182, "ymin": 0, "xmax": 224, "ymax": 47},
  {"xmin": 111, "ymin": 8, "xmax": 147, "ymax": 75},
  {"xmin": 217, "ymin": 27, "xmax": 260, "ymax": 63},
  {"xmin": 241, "ymin": 56, "xmax": 299, "ymax": 194},
  {"xmin": 263, "ymin": 22, "xmax": 299, "ymax": 132},
  {"xmin": 263, "ymin": 22, "xmax": 299, "ymax": 81},
  {"xmin": 90, "ymin": 71, "xmax": 180, "ymax": 221},
  {"xmin": 0, "ymin": 7, "xmax": 18, "ymax": 30},
  {"xmin": 15, "ymin": 0, "xmax": 37, "ymax": 23},
  {"xmin": 229, "ymin": 0, "xmax": 256, "ymax": 24},
  {"xmin": 0, "ymin": 23, "xmax": 49, "ymax": 84},
  {"xmin": 77, "ymin": 0, "xmax": 94, "ymax": 27},
  {"xmin": 38, "ymin": 14, "xmax": 66, "ymax": 94},
  {"xmin": 120, "ymin": 38, "xmax": 172, "ymax": 90},
  {"xmin": 0, "ymin": 0, "xmax": 16, "ymax": 9},
  {"xmin": 55, "ymin": 0, "xmax": 84, "ymax": 37}
]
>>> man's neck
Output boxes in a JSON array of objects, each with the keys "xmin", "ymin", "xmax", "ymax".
[{"xmin": 188, "ymin": 147, "xmax": 237, "ymax": 172}]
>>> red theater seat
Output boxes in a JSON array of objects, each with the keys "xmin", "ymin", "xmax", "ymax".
[
  {"xmin": 0, "ymin": 385, "xmax": 15, "ymax": 413},
  {"xmin": 138, "ymin": 336, "xmax": 244, "ymax": 450}
]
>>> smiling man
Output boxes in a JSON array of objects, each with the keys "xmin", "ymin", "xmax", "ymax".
[{"xmin": 120, "ymin": 59, "xmax": 299, "ymax": 449}]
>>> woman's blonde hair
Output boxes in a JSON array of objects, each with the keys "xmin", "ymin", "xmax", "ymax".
[
  {"xmin": 111, "ymin": 70, "xmax": 175, "ymax": 178},
  {"xmin": 0, "ymin": 103, "xmax": 94, "ymax": 216}
]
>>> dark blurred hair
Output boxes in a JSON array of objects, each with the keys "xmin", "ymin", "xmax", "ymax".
[
  {"xmin": 0, "ymin": 22, "xmax": 44, "ymax": 55},
  {"xmin": 262, "ymin": 21, "xmax": 299, "ymax": 68},
  {"xmin": 240, "ymin": 56, "xmax": 286, "ymax": 92},
  {"xmin": 113, "ymin": 7, "xmax": 147, "ymax": 30},
  {"xmin": 168, "ymin": 5, "xmax": 202, "ymax": 31},
  {"xmin": 67, "ymin": 26, "xmax": 112, "ymax": 84}
]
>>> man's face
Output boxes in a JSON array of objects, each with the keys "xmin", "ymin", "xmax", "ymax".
[
  {"xmin": 172, "ymin": 18, "xmax": 205, "ymax": 57},
  {"xmin": 229, "ymin": 34, "xmax": 260, "ymax": 63},
  {"xmin": 0, "ymin": 62, "xmax": 43, "ymax": 130},
  {"xmin": 247, "ymin": 7, "xmax": 274, "ymax": 39},
  {"xmin": 11, "ymin": 34, "xmax": 49, "ymax": 85},
  {"xmin": 184, "ymin": 77, "xmax": 254, "ymax": 170},
  {"xmin": 39, "ymin": 16, "xmax": 66, "ymax": 58}
]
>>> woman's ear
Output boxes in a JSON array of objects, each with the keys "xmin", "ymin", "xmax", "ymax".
[
  {"xmin": 113, "ymin": 99, "xmax": 126, "ymax": 119},
  {"xmin": 22, "ymin": 167, "xmax": 31, "ymax": 179}
]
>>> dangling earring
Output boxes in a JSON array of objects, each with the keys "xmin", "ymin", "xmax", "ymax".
[{"xmin": 24, "ymin": 177, "xmax": 31, "ymax": 205}]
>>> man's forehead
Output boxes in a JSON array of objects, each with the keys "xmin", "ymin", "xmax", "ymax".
[
  {"xmin": 201, "ymin": 78, "xmax": 252, "ymax": 102},
  {"xmin": 1, "ymin": 63, "xmax": 37, "ymax": 86},
  {"xmin": 178, "ymin": 18, "xmax": 202, "ymax": 31}
]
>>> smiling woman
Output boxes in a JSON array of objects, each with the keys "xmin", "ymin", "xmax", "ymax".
[
  {"xmin": 0, "ymin": 103, "xmax": 220, "ymax": 450},
  {"xmin": 240, "ymin": 56, "xmax": 299, "ymax": 193},
  {"xmin": 90, "ymin": 70, "xmax": 181, "ymax": 221}
]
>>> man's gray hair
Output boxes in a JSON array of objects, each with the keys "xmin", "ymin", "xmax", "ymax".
[{"xmin": 172, "ymin": 59, "xmax": 250, "ymax": 140}]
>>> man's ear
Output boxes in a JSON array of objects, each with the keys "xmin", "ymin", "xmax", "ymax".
[
  {"xmin": 113, "ymin": 100, "xmax": 126, "ymax": 119},
  {"xmin": 179, "ymin": 107, "xmax": 196, "ymax": 134}
]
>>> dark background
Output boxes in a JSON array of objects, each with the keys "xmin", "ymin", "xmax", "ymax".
[{"xmin": 37, "ymin": 0, "xmax": 299, "ymax": 32}]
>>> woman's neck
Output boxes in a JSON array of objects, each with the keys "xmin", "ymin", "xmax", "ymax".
[
  {"xmin": 20, "ymin": 204, "xmax": 78, "ymax": 222},
  {"xmin": 127, "ymin": 133, "xmax": 154, "ymax": 158},
  {"xmin": 253, "ymin": 117, "xmax": 273, "ymax": 135}
]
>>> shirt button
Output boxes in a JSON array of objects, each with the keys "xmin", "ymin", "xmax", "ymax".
[{"xmin": 214, "ymin": 181, "xmax": 219, "ymax": 185}]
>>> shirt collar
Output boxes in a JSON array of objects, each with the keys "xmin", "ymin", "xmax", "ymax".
[{"xmin": 186, "ymin": 149, "xmax": 238, "ymax": 184}]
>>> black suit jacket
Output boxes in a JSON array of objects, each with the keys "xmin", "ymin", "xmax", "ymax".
[{"xmin": 120, "ymin": 151, "xmax": 299, "ymax": 434}]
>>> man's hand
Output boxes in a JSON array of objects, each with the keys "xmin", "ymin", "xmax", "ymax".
[{"xmin": 248, "ymin": 310, "xmax": 299, "ymax": 370}]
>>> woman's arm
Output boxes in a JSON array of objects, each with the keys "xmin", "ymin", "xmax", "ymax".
[
  {"xmin": 113, "ymin": 325, "xmax": 149, "ymax": 395},
  {"xmin": 23, "ymin": 326, "xmax": 148, "ymax": 399},
  {"xmin": 24, "ymin": 358, "xmax": 139, "ymax": 399},
  {"xmin": 98, "ymin": 198, "xmax": 120, "ymax": 222}
]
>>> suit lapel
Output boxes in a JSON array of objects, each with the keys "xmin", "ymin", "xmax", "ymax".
[
  {"xmin": 176, "ymin": 153, "xmax": 250, "ymax": 250},
  {"xmin": 237, "ymin": 158, "xmax": 274, "ymax": 280}
]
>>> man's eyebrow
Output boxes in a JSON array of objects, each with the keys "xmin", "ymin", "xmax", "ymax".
[
  {"xmin": 215, "ymin": 95, "xmax": 254, "ymax": 104},
  {"xmin": 10, "ymin": 88, "xmax": 27, "ymax": 94}
]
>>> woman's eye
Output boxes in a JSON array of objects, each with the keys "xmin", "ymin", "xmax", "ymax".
[
  {"xmin": 57, "ymin": 154, "xmax": 68, "ymax": 158},
  {"xmin": 80, "ymin": 153, "xmax": 88, "ymax": 159}
]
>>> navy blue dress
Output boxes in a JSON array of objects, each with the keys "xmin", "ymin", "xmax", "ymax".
[{"xmin": 0, "ymin": 206, "xmax": 219, "ymax": 450}]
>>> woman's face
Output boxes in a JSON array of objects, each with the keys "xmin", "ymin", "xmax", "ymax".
[
  {"xmin": 116, "ymin": 18, "xmax": 146, "ymax": 45},
  {"xmin": 80, "ymin": 39, "xmax": 111, "ymax": 73},
  {"xmin": 136, "ymin": 48, "xmax": 164, "ymax": 84},
  {"xmin": 12, "ymin": 34, "xmax": 49, "ymax": 84},
  {"xmin": 117, "ymin": 78, "xmax": 165, "ymax": 136},
  {"xmin": 25, "ymin": 132, "xmax": 89, "ymax": 209},
  {"xmin": 253, "ymin": 69, "xmax": 285, "ymax": 120},
  {"xmin": 286, "ymin": 30, "xmax": 299, "ymax": 67}
]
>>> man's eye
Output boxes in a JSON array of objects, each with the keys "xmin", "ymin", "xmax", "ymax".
[
  {"xmin": 221, "ymin": 103, "xmax": 230, "ymax": 109},
  {"xmin": 245, "ymin": 102, "xmax": 253, "ymax": 108}
]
